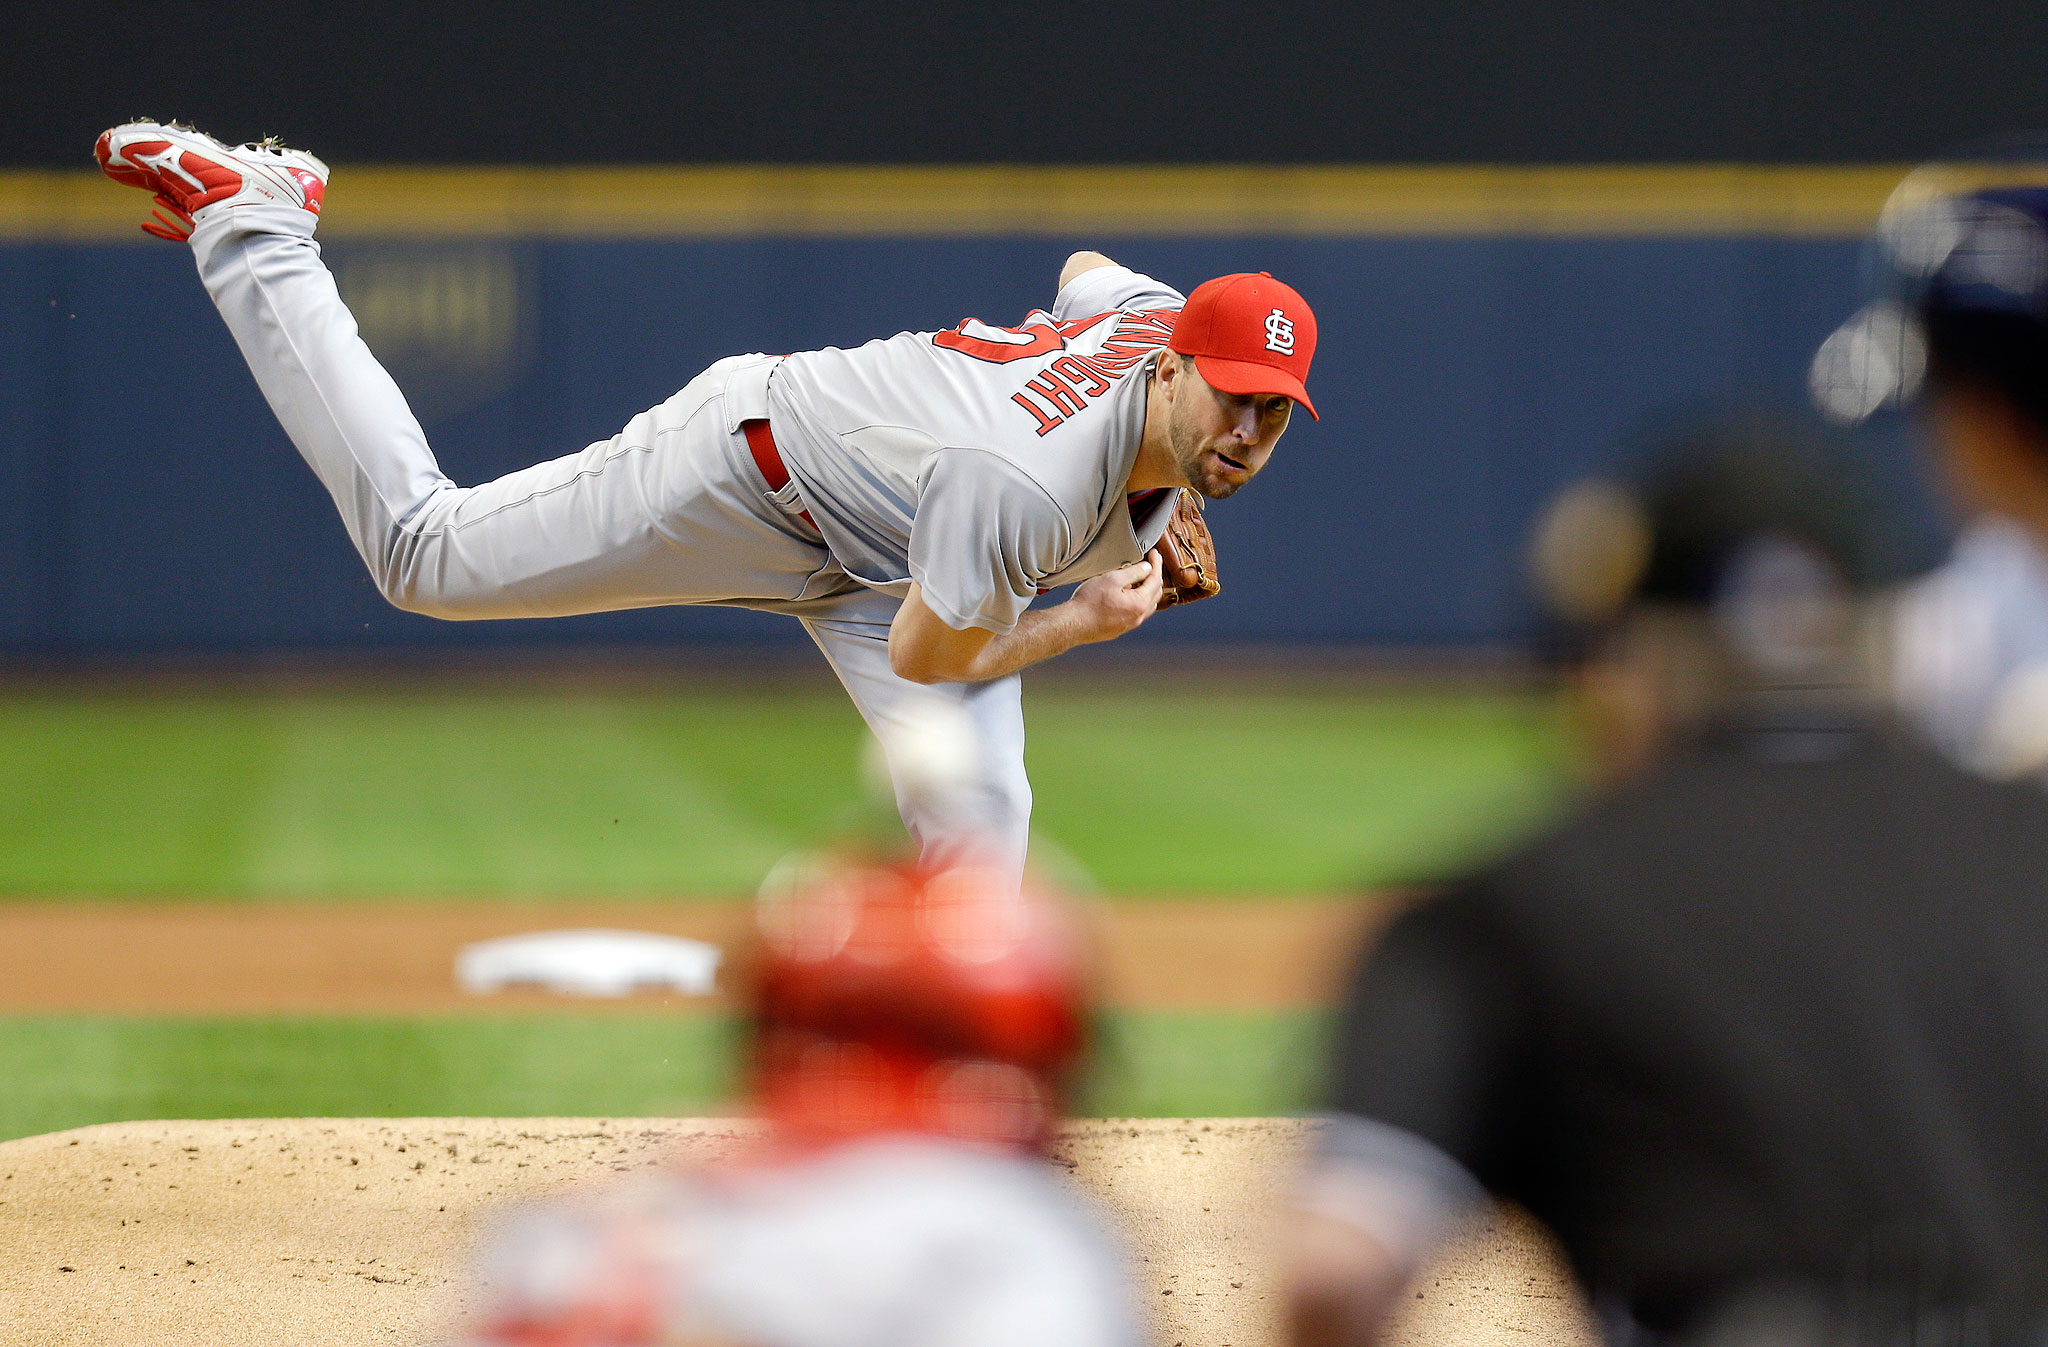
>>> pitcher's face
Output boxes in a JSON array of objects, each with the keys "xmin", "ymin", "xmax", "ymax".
[{"xmin": 1165, "ymin": 356, "xmax": 1293, "ymax": 499}]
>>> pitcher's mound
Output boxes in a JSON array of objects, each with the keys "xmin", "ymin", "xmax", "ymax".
[{"xmin": 0, "ymin": 1117, "xmax": 1591, "ymax": 1346}]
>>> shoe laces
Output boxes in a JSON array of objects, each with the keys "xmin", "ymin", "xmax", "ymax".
[{"xmin": 142, "ymin": 193, "xmax": 194, "ymax": 242}]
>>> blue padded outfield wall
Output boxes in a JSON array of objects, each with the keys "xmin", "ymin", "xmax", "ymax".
[{"xmin": 0, "ymin": 166, "xmax": 1932, "ymax": 657}]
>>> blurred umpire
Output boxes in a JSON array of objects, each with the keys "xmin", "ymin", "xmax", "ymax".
[{"xmin": 1281, "ymin": 411, "xmax": 2048, "ymax": 1347}]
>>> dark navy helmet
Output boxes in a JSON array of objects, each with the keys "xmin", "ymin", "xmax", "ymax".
[{"xmin": 1811, "ymin": 145, "xmax": 2048, "ymax": 424}]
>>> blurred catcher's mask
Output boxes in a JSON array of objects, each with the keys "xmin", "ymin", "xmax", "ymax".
[
  {"xmin": 744, "ymin": 855, "xmax": 1092, "ymax": 1155},
  {"xmin": 1811, "ymin": 139, "xmax": 2048, "ymax": 425}
]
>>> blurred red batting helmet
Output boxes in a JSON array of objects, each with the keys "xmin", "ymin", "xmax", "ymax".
[{"xmin": 745, "ymin": 856, "xmax": 1094, "ymax": 1153}]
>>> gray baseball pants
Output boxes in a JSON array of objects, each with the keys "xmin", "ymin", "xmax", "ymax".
[{"xmin": 186, "ymin": 205, "xmax": 1031, "ymax": 871}]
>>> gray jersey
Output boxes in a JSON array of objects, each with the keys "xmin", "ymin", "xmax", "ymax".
[
  {"xmin": 766, "ymin": 265, "xmax": 1188, "ymax": 632},
  {"xmin": 459, "ymin": 1136, "xmax": 1145, "ymax": 1347}
]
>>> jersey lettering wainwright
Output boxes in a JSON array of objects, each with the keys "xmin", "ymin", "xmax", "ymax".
[{"xmin": 931, "ymin": 308, "xmax": 1179, "ymax": 437}]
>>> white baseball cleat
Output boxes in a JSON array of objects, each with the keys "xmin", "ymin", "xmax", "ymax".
[{"xmin": 94, "ymin": 120, "xmax": 328, "ymax": 240}]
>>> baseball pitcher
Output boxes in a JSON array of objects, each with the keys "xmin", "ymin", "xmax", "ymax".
[{"xmin": 94, "ymin": 120, "xmax": 1320, "ymax": 871}]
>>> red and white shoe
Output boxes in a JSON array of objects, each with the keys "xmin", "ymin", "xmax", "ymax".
[{"xmin": 94, "ymin": 120, "xmax": 328, "ymax": 241}]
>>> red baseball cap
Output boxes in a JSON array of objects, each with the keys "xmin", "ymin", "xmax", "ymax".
[{"xmin": 1168, "ymin": 272, "xmax": 1319, "ymax": 419}]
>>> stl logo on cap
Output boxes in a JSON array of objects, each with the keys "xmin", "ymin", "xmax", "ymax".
[
  {"xmin": 1169, "ymin": 272, "xmax": 1319, "ymax": 418},
  {"xmin": 1263, "ymin": 308, "xmax": 1296, "ymax": 355}
]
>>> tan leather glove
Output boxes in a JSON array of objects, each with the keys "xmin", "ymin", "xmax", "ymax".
[{"xmin": 1153, "ymin": 488, "xmax": 1221, "ymax": 609}]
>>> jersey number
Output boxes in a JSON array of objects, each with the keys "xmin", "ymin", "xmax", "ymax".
[{"xmin": 932, "ymin": 313, "xmax": 1111, "ymax": 364}]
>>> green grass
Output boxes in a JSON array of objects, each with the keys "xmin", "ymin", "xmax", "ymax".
[
  {"xmin": 0, "ymin": 683, "xmax": 1545, "ymax": 1143},
  {"xmin": 1026, "ymin": 687, "xmax": 1568, "ymax": 891},
  {"xmin": 1084, "ymin": 1009, "xmax": 1328, "ymax": 1117},
  {"xmin": 0, "ymin": 1011, "xmax": 1327, "ymax": 1143},
  {"xmin": 0, "ymin": 684, "xmax": 1569, "ymax": 898}
]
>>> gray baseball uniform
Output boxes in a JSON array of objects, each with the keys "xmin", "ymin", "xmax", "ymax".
[
  {"xmin": 186, "ymin": 205, "xmax": 1186, "ymax": 869},
  {"xmin": 458, "ymin": 1135, "xmax": 1144, "ymax": 1347}
]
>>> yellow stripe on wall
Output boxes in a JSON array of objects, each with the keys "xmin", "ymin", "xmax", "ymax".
[{"xmin": 0, "ymin": 164, "xmax": 1912, "ymax": 241}]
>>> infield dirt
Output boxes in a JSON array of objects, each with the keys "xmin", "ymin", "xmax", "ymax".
[
  {"xmin": 0, "ymin": 1116, "xmax": 1596, "ymax": 1347},
  {"xmin": 0, "ymin": 897, "xmax": 1390, "ymax": 1013}
]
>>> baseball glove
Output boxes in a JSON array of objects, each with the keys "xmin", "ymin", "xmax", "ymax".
[{"xmin": 1153, "ymin": 488, "xmax": 1221, "ymax": 609}]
